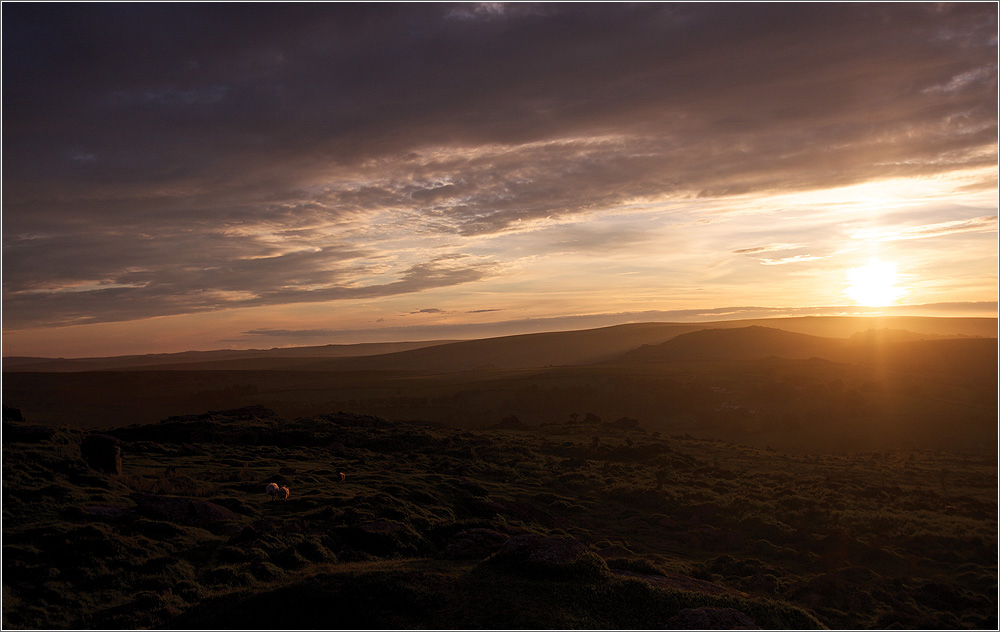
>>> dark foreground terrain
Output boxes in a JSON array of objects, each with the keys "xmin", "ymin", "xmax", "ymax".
[{"xmin": 3, "ymin": 405, "xmax": 996, "ymax": 629}]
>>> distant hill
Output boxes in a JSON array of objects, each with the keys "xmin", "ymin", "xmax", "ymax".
[
  {"xmin": 729, "ymin": 315, "xmax": 996, "ymax": 340},
  {"xmin": 142, "ymin": 318, "xmax": 903, "ymax": 373},
  {"xmin": 1, "ymin": 340, "xmax": 457, "ymax": 372},
  {"xmin": 3, "ymin": 319, "xmax": 995, "ymax": 446},
  {"xmin": 120, "ymin": 322, "xmax": 715, "ymax": 373},
  {"xmin": 607, "ymin": 325, "xmax": 997, "ymax": 392},
  {"xmin": 611, "ymin": 326, "xmax": 847, "ymax": 363},
  {"xmin": 4, "ymin": 316, "xmax": 995, "ymax": 374}
]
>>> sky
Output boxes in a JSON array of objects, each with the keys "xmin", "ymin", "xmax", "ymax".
[{"xmin": 3, "ymin": 2, "xmax": 998, "ymax": 358}]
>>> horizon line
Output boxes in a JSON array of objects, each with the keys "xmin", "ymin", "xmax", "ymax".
[{"xmin": 4, "ymin": 302, "xmax": 997, "ymax": 360}]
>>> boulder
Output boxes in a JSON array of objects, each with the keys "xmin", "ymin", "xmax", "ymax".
[
  {"xmin": 81, "ymin": 434, "xmax": 123, "ymax": 475},
  {"xmin": 3, "ymin": 406, "xmax": 24, "ymax": 421},
  {"xmin": 666, "ymin": 607, "xmax": 759, "ymax": 630}
]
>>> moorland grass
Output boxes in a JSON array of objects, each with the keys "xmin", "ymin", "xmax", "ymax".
[{"xmin": 2, "ymin": 408, "xmax": 996, "ymax": 629}]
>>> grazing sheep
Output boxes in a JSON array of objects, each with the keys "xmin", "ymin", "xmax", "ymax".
[
  {"xmin": 265, "ymin": 482, "xmax": 280, "ymax": 500},
  {"xmin": 338, "ymin": 472, "xmax": 346, "ymax": 483},
  {"xmin": 277, "ymin": 486, "xmax": 290, "ymax": 501}
]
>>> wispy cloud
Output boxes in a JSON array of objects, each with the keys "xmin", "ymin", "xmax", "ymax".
[
  {"xmin": 851, "ymin": 216, "xmax": 998, "ymax": 242},
  {"xmin": 242, "ymin": 328, "xmax": 337, "ymax": 338},
  {"xmin": 733, "ymin": 243, "xmax": 807, "ymax": 255},
  {"xmin": 758, "ymin": 254, "xmax": 827, "ymax": 266}
]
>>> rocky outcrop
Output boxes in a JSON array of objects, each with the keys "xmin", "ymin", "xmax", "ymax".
[
  {"xmin": 3, "ymin": 406, "xmax": 24, "ymax": 422},
  {"xmin": 81, "ymin": 434, "xmax": 123, "ymax": 475}
]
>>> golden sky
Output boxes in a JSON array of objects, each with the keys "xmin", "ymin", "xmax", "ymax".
[{"xmin": 3, "ymin": 3, "xmax": 997, "ymax": 357}]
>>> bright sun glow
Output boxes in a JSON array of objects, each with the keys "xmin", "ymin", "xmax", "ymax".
[{"xmin": 846, "ymin": 260, "xmax": 905, "ymax": 307}]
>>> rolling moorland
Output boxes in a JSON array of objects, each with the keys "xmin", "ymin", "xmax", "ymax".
[
  {"xmin": 4, "ymin": 316, "xmax": 997, "ymax": 454},
  {"xmin": 2, "ymin": 316, "xmax": 997, "ymax": 629}
]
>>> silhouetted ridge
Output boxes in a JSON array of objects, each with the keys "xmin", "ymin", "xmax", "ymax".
[{"xmin": 614, "ymin": 326, "xmax": 845, "ymax": 363}]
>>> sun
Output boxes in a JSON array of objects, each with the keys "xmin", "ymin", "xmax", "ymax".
[{"xmin": 845, "ymin": 259, "xmax": 905, "ymax": 307}]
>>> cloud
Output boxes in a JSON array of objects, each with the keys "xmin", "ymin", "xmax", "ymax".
[
  {"xmin": 466, "ymin": 308, "xmax": 503, "ymax": 314},
  {"xmin": 3, "ymin": 3, "xmax": 997, "ymax": 330},
  {"xmin": 445, "ymin": 2, "xmax": 512, "ymax": 21},
  {"xmin": 2, "ymin": 255, "xmax": 499, "ymax": 329},
  {"xmin": 409, "ymin": 308, "xmax": 447, "ymax": 315},
  {"xmin": 7, "ymin": 4, "xmax": 995, "ymax": 211},
  {"xmin": 242, "ymin": 328, "xmax": 337, "ymax": 338},
  {"xmin": 851, "ymin": 215, "xmax": 998, "ymax": 242},
  {"xmin": 732, "ymin": 243, "xmax": 807, "ymax": 255},
  {"xmin": 759, "ymin": 254, "xmax": 827, "ymax": 266}
]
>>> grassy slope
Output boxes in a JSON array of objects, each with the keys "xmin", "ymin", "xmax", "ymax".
[{"xmin": 3, "ymin": 407, "xmax": 995, "ymax": 629}]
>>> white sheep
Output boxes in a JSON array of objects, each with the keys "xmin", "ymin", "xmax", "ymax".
[
  {"xmin": 277, "ymin": 486, "xmax": 290, "ymax": 501},
  {"xmin": 265, "ymin": 482, "xmax": 280, "ymax": 500}
]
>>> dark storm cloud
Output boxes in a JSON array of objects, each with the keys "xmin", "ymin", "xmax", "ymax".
[{"xmin": 3, "ymin": 3, "xmax": 997, "ymax": 327}]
